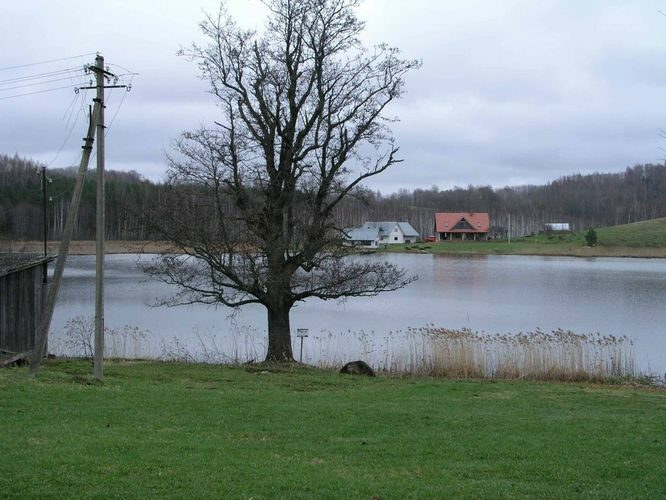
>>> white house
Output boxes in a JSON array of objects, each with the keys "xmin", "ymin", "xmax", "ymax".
[{"xmin": 343, "ymin": 221, "xmax": 420, "ymax": 248}]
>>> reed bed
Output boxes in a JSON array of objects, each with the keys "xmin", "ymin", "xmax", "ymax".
[
  {"xmin": 51, "ymin": 317, "xmax": 638, "ymax": 382},
  {"xmin": 156, "ymin": 325, "xmax": 636, "ymax": 382},
  {"xmin": 383, "ymin": 327, "xmax": 636, "ymax": 381}
]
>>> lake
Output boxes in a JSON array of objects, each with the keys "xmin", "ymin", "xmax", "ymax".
[{"xmin": 48, "ymin": 253, "xmax": 666, "ymax": 374}]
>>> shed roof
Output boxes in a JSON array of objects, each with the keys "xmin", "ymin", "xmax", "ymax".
[
  {"xmin": 435, "ymin": 212, "xmax": 490, "ymax": 233},
  {"xmin": 0, "ymin": 254, "xmax": 53, "ymax": 278}
]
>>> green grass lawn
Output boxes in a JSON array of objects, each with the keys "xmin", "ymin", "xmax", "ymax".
[
  {"xmin": 2, "ymin": 359, "xmax": 665, "ymax": 498},
  {"xmin": 597, "ymin": 218, "xmax": 666, "ymax": 248},
  {"xmin": 384, "ymin": 218, "xmax": 666, "ymax": 258}
]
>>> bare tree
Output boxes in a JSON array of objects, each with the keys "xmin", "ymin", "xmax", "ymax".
[{"xmin": 145, "ymin": 0, "xmax": 420, "ymax": 361}]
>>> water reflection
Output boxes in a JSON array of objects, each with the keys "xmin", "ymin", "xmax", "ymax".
[{"xmin": 49, "ymin": 253, "xmax": 666, "ymax": 373}]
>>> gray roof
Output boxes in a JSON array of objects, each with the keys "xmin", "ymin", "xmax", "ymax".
[
  {"xmin": 344, "ymin": 228, "xmax": 380, "ymax": 241},
  {"xmin": 363, "ymin": 221, "xmax": 419, "ymax": 237},
  {"xmin": 344, "ymin": 221, "xmax": 419, "ymax": 241},
  {"xmin": 396, "ymin": 222, "xmax": 419, "ymax": 237},
  {"xmin": 0, "ymin": 253, "xmax": 53, "ymax": 278}
]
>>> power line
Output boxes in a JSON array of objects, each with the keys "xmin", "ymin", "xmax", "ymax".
[
  {"xmin": 50, "ymin": 90, "xmax": 89, "ymax": 168},
  {"xmin": 0, "ymin": 84, "xmax": 79, "ymax": 101},
  {"xmin": 62, "ymin": 88, "xmax": 82, "ymax": 123},
  {"xmin": 106, "ymin": 75, "xmax": 135, "ymax": 135},
  {"xmin": 0, "ymin": 53, "xmax": 97, "ymax": 71},
  {"xmin": 106, "ymin": 62, "xmax": 134, "ymax": 73},
  {"xmin": 0, "ymin": 74, "xmax": 89, "ymax": 92},
  {"xmin": 0, "ymin": 67, "xmax": 85, "ymax": 85}
]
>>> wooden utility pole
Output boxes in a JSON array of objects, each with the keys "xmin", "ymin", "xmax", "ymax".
[
  {"xmin": 40, "ymin": 166, "xmax": 48, "ymax": 351},
  {"xmin": 29, "ymin": 103, "xmax": 101, "ymax": 376},
  {"xmin": 94, "ymin": 54, "xmax": 106, "ymax": 381},
  {"xmin": 72, "ymin": 55, "xmax": 126, "ymax": 380},
  {"xmin": 29, "ymin": 54, "xmax": 129, "ymax": 378}
]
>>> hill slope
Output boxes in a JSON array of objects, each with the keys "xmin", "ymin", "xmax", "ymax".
[{"xmin": 597, "ymin": 218, "xmax": 666, "ymax": 248}]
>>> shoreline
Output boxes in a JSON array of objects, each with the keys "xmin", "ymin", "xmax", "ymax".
[
  {"xmin": 383, "ymin": 244, "xmax": 666, "ymax": 259},
  {"xmin": 2, "ymin": 239, "xmax": 665, "ymax": 258},
  {"xmin": 0, "ymin": 240, "xmax": 179, "ymax": 255}
]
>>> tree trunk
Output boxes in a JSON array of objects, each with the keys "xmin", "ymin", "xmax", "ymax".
[{"xmin": 265, "ymin": 304, "xmax": 294, "ymax": 362}]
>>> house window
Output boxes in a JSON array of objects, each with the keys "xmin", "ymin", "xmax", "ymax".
[{"xmin": 394, "ymin": 237, "xmax": 398, "ymax": 241}]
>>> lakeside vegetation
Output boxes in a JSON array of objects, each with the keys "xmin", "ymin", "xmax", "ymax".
[
  {"xmin": 2, "ymin": 359, "xmax": 665, "ymax": 498},
  {"xmin": 383, "ymin": 218, "xmax": 666, "ymax": 258},
  {"xmin": 149, "ymin": 326, "xmax": 639, "ymax": 383}
]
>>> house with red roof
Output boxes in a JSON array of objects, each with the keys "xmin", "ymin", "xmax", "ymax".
[{"xmin": 434, "ymin": 212, "xmax": 490, "ymax": 241}]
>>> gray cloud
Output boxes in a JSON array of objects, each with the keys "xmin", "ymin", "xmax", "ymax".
[{"xmin": 2, "ymin": 0, "xmax": 665, "ymax": 192}]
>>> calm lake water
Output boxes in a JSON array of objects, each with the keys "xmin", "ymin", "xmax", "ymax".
[{"xmin": 49, "ymin": 253, "xmax": 666, "ymax": 374}]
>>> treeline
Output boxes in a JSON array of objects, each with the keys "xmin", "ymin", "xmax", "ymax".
[
  {"xmin": 335, "ymin": 164, "xmax": 666, "ymax": 238},
  {"xmin": 1, "ymin": 153, "xmax": 665, "ymax": 241},
  {"xmin": 0, "ymin": 154, "xmax": 162, "ymax": 241}
]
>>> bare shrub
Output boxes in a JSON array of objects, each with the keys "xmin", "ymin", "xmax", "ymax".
[
  {"xmin": 61, "ymin": 316, "xmax": 149, "ymax": 360},
  {"xmin": 159, "ymin": 326, "xmax": 265, "ymax": 364}
]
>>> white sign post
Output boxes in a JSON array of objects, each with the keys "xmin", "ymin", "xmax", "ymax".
[{"xmin": 296, "ymin": 328, "xmax": 309, "ymax": 363}]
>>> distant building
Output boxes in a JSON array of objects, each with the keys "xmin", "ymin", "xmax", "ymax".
[
  {"xmin": 544, "ymin": 223, "xmax": 570, "ymax": 233},
  {"xmin": 434, "ymin": 212, "xmax": 490, "ymax": 241},
  {"xmin": 0, "ymin": 254, "xmax": 52, "ymax": 353},
  {"xmin": 344, "ymin": 221, "xmax": 420, "ymax": 248}
]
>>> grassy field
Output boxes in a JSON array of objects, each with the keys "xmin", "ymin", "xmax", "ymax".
[
  {"xmin": 596, "ymin": 217, "xmax": 666, "ymax": 248},
  {"xmin": 383, "ymin": 218, "xmax": 666, "ymax": 258},
  {"xmin": 2, "ymin": 359, "xmax": 665, "ymax": 498}
]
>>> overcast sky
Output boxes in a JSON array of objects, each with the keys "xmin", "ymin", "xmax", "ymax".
[{"xmin": 2, "ymin": 0, "xmax": 666, "ymax": 193}]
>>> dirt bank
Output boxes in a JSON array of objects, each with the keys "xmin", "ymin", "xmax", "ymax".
[{"xmin": 0, "ymin": 240, "xmax": 178, "ymax": 255}]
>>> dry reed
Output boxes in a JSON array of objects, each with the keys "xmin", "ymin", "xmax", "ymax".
[{"xmin": 379, "ymin": 327, "xmax": 635, "ymax": 382}]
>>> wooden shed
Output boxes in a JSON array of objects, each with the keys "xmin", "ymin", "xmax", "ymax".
[{"xmin": 0, "ymin": 254, "xmax": 52, "ymax": 354}]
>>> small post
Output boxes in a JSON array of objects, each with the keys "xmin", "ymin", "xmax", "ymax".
[{"xmin": 296, "ymin": 328, "xmax": 309, "ymax": 363}]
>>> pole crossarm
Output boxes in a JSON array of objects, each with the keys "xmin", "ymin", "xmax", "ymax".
[
  {"xmin": 87, "ymin": 66, "xmax": 115, "ymax": 77},
  {"xmin": 78, "ymin": 84, "xmax": 128, "ymax": 90}
]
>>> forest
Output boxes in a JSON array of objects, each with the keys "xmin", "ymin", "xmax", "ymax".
[{"xmin": 1, "ymin": 153, "xmax": 665, "ymax": 241}]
